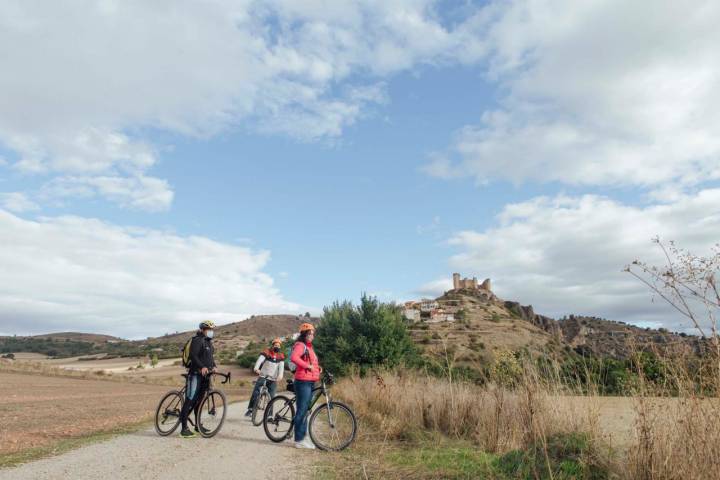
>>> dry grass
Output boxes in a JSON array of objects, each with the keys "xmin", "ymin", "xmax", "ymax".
[
  {"xmin": 626, "ymin": 361, "xmax": 720, "ymax": 480},
  {"xmin": 325, "ymin": 357, "xmax": 720, "ymax": 480},
  {"xmin": 326, "ymin": 368, "xmax": 612, "ymax": 479},
  {"xmin": 338, "ymin": 371, "xmax": 601, "ymax": 454}
]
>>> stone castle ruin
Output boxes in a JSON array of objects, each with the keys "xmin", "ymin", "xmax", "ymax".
[{"xmin": 452, "ymin": 273, "xmax": 492, "ymax": 292}]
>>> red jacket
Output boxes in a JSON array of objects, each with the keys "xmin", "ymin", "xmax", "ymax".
[{"xmin": 291, "ymin": 341, "xmax": 320, "ymax": 382}]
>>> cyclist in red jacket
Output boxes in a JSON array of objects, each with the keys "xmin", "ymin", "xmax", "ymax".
[{"xmin": 290, "ymin": 322, "xmax": 321, "ymax": 449}]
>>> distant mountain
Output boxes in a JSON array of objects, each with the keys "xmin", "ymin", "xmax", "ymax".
[
  {"xmin": 1, "ymin": 314, "xmax": 318, "ymax": 358},
  {"xmin": 32, "ymin": 332, "xmax": 126, "ymax": 344}
]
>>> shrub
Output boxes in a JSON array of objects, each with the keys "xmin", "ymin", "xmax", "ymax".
[
  {"xmin": 314, "ymin": 295, "xmax": 418, "ymax": 376},
  {"xmin": 491, "ymin": 350, "xmax": 523, "ymax": 388}
]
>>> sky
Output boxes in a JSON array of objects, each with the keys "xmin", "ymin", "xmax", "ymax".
[{"xmin": 2, "ymin": 0, "xmax": 720, "ymax": 339}]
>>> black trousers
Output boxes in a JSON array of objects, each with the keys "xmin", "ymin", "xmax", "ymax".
[{"xmin": 179, "ymin": 373, "xmax": 209, "ymax": 429}]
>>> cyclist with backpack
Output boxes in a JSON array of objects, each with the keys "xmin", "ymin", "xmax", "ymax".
[
  {"xmin": 178, "ymin": 320, "xmax": 217, "ymax": 438},
  {"xmin": 244, "ymin": 338, "xmax": 285, "ymax": 418},
  {"xmin": 289, "ymin": 322, "xmax": 321, "ymax": 449}
]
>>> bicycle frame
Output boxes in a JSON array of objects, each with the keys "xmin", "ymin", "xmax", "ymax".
[{"xmin": 184, "ymin": 372, "xmax": 230, "ymax": 417}]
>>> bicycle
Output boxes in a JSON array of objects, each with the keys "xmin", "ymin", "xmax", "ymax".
[
  {"xmin": 262, "ymin": 373, "xmax": 357, "ymax": 451},
  {"xmin": 250, "ymin": 376, "xmax": 276, "ymax": 426},
  {"xmin": 154, "ymin": 371, "xmax": 231, "ymax": 438}
]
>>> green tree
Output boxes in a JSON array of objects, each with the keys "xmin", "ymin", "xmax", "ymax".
[{"xmin": 314, "ymin": 295, "xmax": 418, "ymax": 376}]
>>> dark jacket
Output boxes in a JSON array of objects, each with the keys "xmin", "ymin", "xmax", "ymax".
[{"xmin": 188, "ymin": 333, "xmax": 215, "ymax": 373}]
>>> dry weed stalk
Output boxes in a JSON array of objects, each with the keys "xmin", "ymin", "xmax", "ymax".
[{"xmin": 626, "ymin": 239, "xmax": 720, "ymax": 480}]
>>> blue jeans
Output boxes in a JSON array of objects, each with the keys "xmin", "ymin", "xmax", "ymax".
[
  {"xmin": 248, "ymin": 377, "xmax": 277, "ymax": 409},
  {"xmin": 293, "ymin": 380, "xmax": 314, "ymax": 442}
]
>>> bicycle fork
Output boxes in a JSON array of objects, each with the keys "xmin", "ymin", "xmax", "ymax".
[{"xmin": 323, "ymin": 391, "xmax": 336, "ymax": 428}]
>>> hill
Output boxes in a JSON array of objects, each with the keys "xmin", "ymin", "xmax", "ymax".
[
  {"xmin": 405, "ymin": 279, "xmax": 707, "ymax": 371},
  {"xmin": 407, "ymin": 290, "xmax": 558, "ymax": 369},
  {"xmin": 149, "ymin": 314, "xmax": 310, "ymax": 345},
  {"xmin": 147, "ymin": 314, "xmax": 318, "ymax": 360},
  {"xmin": 1, "ymin": 314, "xmax": 317, "ymax": 360},
  {"xmin": 32, "ymin": 332, "xmax": 125, "ymax": 344}
]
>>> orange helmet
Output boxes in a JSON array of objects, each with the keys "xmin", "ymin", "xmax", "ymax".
[
  {"xmin": 299, "ymin": 322, "xmax": 315, "ymax": 333},
  {"xmin": 271, "ymin": 337, "xmax": 282, "ymax": 346}
]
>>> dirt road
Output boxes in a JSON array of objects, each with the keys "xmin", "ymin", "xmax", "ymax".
[{"xmin": 0, "ymin": 402, "xmax": 302, "ymax": 480}]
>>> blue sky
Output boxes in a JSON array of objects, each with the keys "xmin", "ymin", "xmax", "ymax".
[{"xmin": 1, "ymin": 1, "xmax": 719, "ymax": 338}]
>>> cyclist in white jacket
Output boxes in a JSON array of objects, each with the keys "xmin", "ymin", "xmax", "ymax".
[{"xmin": 245, "ymin": 338, "xmax": 285, "ymax": 417}]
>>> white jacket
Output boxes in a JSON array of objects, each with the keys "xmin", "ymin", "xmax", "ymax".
[{"xmin": 253, "ymin": 350, "xmax": 285, "ymax": 381}]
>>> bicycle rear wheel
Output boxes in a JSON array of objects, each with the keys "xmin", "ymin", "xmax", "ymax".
[
  {"xmin": 263, "ymin": 395, "xmax": 295, "ymax": 443},
  {"xmin": 251, "ymin": 391, "xmax": 271, "ymax": 426},
  {"xmin": 154, "ymin": 390, "xmax": 183, "ymax": 436},
  {"xmin": 309, "ymin": 401, "xmax": 357, "ymax": 451},
  {"xmin": 197, "ymin": 390, "xmax": 227, "ymax": 438}
]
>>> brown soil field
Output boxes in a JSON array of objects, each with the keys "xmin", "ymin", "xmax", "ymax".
[
  {"xmin": 0, "ymin": 369, "xmax": 254, "ymax": 461},
  {"xmin": 0, "ymin": 372, "xmax": 171, "ymax": 457},
  {"xmin": 11, "ymin": 356, "xmax": 258, "ymax": 385}
]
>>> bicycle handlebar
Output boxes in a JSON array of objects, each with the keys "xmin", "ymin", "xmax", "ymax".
[{"xmin": 213, "ymin": 371, "xmax": 231, "ymax": 384}]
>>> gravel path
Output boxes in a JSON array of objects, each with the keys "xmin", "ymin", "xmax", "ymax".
[{"xmin": 0, "ymin": 402, "xmax": 302, "ymax": 480}]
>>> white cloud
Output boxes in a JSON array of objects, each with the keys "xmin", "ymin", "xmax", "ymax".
[
  {"xmin": 0, "ymin": 1, "xmax": 489, "ymax": 209},
  {"xmin": 42, "ymin": 175, "xmax": 173, "ymax": 212},
  {"xmin": 0, "ymin": 209, "xmax": 304, "ymax": 338},
  {"xmin": 414, "ymin": 277, "xmax": 453, "ymax": 298},
  {"xmin": 0, "ymin": 192, "xmax": 39, "ymax": 213},
  {"xmin": 445, "ymin": 189, "xmax": 720, "ymax": 332},
  {"xmin": 426, "ymin": 0, "xmax": 720, "ymax": 188}
]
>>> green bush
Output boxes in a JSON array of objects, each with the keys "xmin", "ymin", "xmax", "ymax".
[
  {"xmin": 313, "ymin": 295, "xmax": 418, "ymax": 377},
  {"xmin": 494, "ymin": 432, "xmax": 609, "ymax": 480},
  {"xmin": 236, "ymin": 341, "xmax": 263, "ymax": 369}
]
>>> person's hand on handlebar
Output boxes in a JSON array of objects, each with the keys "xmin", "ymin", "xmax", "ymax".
[
  {"xmin": 201, "ymin": 367, "xmax": 209, "ymax": 376},
  {"xmin": 254, "ymin": 369, "xmax": 261, "ymax": 375}
]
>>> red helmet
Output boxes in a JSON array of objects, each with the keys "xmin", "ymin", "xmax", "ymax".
[{"xmin": 299, "ymin": 322, "xmax": 315, "ymax": 333}]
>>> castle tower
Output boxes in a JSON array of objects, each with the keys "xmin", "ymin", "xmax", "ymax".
[{"xmin": 452, "ymin": 273, "xmax": 460, "ymax": 290}]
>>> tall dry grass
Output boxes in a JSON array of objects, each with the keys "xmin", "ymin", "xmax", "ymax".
[
  {"xmin": 335, "ymin": 367, "xmax": 607, "ymax": 471},
  {"xmin": 333, "ymin": 354, "xmax": 720, "ymax": 480},
  {"xmin": 626, "ymin": 355, "xmax": 720, "ymax": 480}
]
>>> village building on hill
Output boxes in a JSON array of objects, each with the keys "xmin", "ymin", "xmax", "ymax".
[{"xmin": 402, "ymin": 273, "xmax": 494, "ymax": 323}]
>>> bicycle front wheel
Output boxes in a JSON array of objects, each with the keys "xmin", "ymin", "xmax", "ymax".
[
  {"xmin": 252, "ymin": 391, "xmax": 271, "ymax": 426},
  {"xmin": 154, "ymin": 390, "xmax": 183, "ymax": 436},
  {"xmin": 197, "ymin": 390, "xmax": 227, "ymax": 438},
  {"xmin": 263, "ymin": 395, "xmax": 295, "ymax": 443},
  {"xmin": 309, "ymin": 401, "xmax": 357, "ymax": 451}
]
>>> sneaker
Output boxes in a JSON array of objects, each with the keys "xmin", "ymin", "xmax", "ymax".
[
  {"xmin": 194, "ymin": 425, "xmax": 211, "ymax": 435},
  {"xmin": 180, "ymin": 428, "xmax": 197, "ymax": 438},
  {"xmin": 244, "ymin": 409, "xmax": 252, "ymax": 418},
  {"xmin": 297, "ymin": 437, "xmax": 315, "ymax": 450}
]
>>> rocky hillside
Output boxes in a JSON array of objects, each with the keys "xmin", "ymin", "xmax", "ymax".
[
  {"xmin": 408, "ymin": 290, "xmax": 559, "ymax": 368},
  {"xmin": 408, "ymin": 287, "xmax": 706, "ymax": 369},
  {"xmin": 554, "ymin": 315, "xmax": 706, "ymax": 359}
]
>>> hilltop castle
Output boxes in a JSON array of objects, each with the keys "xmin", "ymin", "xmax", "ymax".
[{"xmin": 452, "ymin": 273, "xmax": 491, "ymax": 292}]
